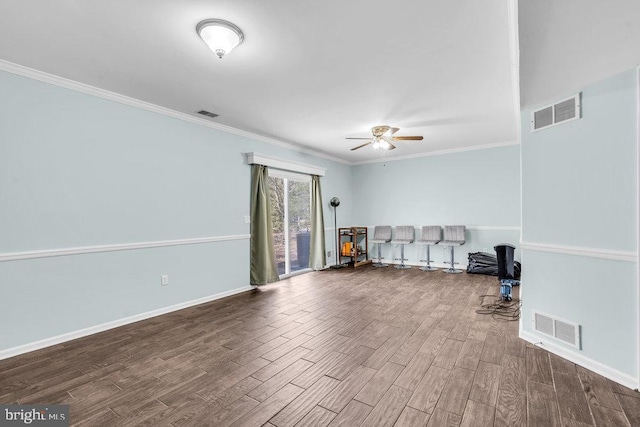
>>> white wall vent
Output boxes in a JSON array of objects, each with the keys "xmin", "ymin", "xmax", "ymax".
[
  {"xmin": 533, "ymin": 311, "xmax": 581, "ymax": 348},
  {"xmin": 531, "ymin": 93, "xmax": 581, "ymax": 132}
]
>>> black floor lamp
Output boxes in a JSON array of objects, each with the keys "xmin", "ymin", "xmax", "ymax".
[{"xmin": 330, "ymin": 197, "xmax": 345, "ymax": 269}]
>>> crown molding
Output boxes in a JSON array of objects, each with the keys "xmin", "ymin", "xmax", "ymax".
[
  {"xmin": 0, "ymin": 59, "xmax": 350, "ymax": 165},
  {"xmin": 0, "ymin": 60, "xmax": 524, "ymax": 167},
  {"xmin": 352, "ymin": 140, "xmax": 520, "ymax": 166}
]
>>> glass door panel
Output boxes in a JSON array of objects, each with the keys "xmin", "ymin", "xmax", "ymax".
[
  {"xmin": 268, "ymin": 176, "xmax": 286, "ymax": 275},
  {"xmin": 288, "ymin": 180, "xmax": 311, "ymax": 273},
  {"xmin": 268, "ymin": 174, "xmax": 311, "ymax": 276}
]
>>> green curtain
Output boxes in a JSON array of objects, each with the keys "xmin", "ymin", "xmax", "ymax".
[
  {"xmin": 250, "ymin": 164, "xmax": 279, "ymax": 285},
  {"xmin": 309, "ymin": 175, "xmax": 326, "ymax": 270}
]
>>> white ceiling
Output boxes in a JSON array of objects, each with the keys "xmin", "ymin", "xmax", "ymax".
[
  {"xmin": 519, "ymin": 0, "xmax": 640, "ymax": 109},
  {"xmin": 0, "ymin": 1, "xmax": 637, "ymax": 163}
]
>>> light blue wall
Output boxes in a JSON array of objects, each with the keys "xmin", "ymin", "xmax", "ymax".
[
  {"xmin": 0, "ymin": 242, "xmax": 247, "ymax": 349},
  {"xmin": 10, "ymin": 64, "xmax": 636, "ymax": 386},
  {"xmin": 0, "ymin": 71, "xmax": 352, "ymax": 351},
  {"xmin": 1, "ymin": 68, "xmax": 522, "ymax": 353},
  {"xmin": 522, "ymin": 251, "xmax": 637, "ymax": 374},
  {"xmin": 521, "ymin": 69, "xmax": 638, "ymax": 379},
  {"xmin": 351, "ymin": 146, "xmax": 521, "ymax": 266}
]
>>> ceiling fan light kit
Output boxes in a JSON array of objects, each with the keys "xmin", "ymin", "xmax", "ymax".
[
  {"xmin": 371, "ymin": 137, "xmax": 392, "ymax": 150},
  {"xmin": 197, "ymin": 19, "xmax": 244, "ymax": 59},
  {"xmin": 346, "ymin": 125, "xmax": 424, "ymax": 151}
]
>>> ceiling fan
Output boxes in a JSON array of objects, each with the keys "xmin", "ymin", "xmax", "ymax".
[{"xmin": 346, "ymin": 125, "xmax": 424, "ymax": 151}]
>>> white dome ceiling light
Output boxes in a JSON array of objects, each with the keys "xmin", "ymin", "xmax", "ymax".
[{"xmin": 196, "ymin": 19, "xmax": 244, "ymax": 59}]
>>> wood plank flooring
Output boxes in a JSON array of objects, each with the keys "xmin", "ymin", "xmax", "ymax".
[{"xmin": 1, "ymin": 266, "xmax": 639, "ymax": 426}]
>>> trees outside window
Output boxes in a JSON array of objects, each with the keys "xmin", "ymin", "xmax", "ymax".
[{"xmin": 268, "ymin": 176, "xmax": 310, "ymax": 275}]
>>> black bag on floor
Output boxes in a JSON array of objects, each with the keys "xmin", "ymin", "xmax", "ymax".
[{"xmin": 466, "ymin": 252, "xmax": 521, "ymax": 279}]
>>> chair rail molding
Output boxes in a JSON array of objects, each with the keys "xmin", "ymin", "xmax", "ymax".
[
  {"xmin": 0, "ymin": 234, "xmax": 250, "ymax": 262},
  {"xmin": 363, "ymin": 225, "xmax": 521, "ymax": 232},
  {"xmin": 520, "ymin": 240, "xmax": 637, "ymax": 262}
]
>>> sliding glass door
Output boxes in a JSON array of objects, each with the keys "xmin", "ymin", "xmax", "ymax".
[{"xmin": 268, "ymin": 171, "xmax": 311, "ymax": 276}]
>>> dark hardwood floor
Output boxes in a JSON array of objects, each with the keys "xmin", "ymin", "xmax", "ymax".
[{"xmin": 1, "ymin": 266, "xmax": 639, "ymax": 426}]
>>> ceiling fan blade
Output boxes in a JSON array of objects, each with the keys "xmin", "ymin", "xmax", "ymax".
[
  {"xmin": 346, "ymin": 137, "xmax": 372, "ymax": 140},
  {"xmin": 382, "ymin": 136, "xmax": 396, "ymax": 150},
  {"xmin": 389, "ymin": 127, "xmax": 400, "ymax": 135},
  {"xmin": 350, "ymin": 141, "xmax": 372, "ymax": 151},
  {"xmin": 391, "ymin": 136, "xmax": 424, "ymax": 141}
]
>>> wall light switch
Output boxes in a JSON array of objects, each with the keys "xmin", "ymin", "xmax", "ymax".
[
  {"xmin": 161, "ymin": 275, "xmax": 169, "ymax": 286},
  {"xmin": 244, "ymin": 215, "xmax": 251, "ymax": 224}
]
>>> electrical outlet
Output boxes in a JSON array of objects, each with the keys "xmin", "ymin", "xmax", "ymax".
[
  {"xmin": 244, "ymin": 215, "xmax": 251, "ymax": 224},
  {"xmin": 161, "ymin": 275, "xmax": 169, "ymax": 286}
]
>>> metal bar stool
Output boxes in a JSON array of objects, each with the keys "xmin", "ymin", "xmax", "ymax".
[
  {"xmin": 392, "ymin": 226, "xmax": 415, "ymax": 269},
  {"xmin": 416, "ymin": 226, "xmax": 441, "ymax": 271},
  {"xmin": 370, "ymin": 226, "xmax": 392, "ymax": 267},
  {"xmin": 440, "ymin": 225, "xmax": 466, "ymax": 273}
]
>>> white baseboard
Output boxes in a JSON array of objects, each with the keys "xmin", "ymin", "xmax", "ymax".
[
  {"xmin": 0, "ymin": 285, "xmax": 254, "ymax": 361},
  {"xmin": 520, "ymin": 330, "xmax": 639, "ymax": 390}
]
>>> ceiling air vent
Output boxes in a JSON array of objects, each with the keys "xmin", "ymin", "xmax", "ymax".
[
  {"xmin": 533, "ymin": 311, "xmax": 581, "ymax": 349},
  {"xmin": 197, "ymin": 110, "xmax": 219, "ymax": 119},
  {"xmin": 531, "ymin": 93, "xmax": 581, "ymax": 132}
]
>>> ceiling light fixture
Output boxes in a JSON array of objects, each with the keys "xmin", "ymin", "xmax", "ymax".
[
  {"xmin": 347, "ymin": 125, "xmax": 423, "ymax": 151},
  {"xmin": 372, "ymin": 137, "xmax": 392, "ymax": 150},
  {"xmin": 196, "ymin": 19, "xmax": 244, "ymax": 59}
]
